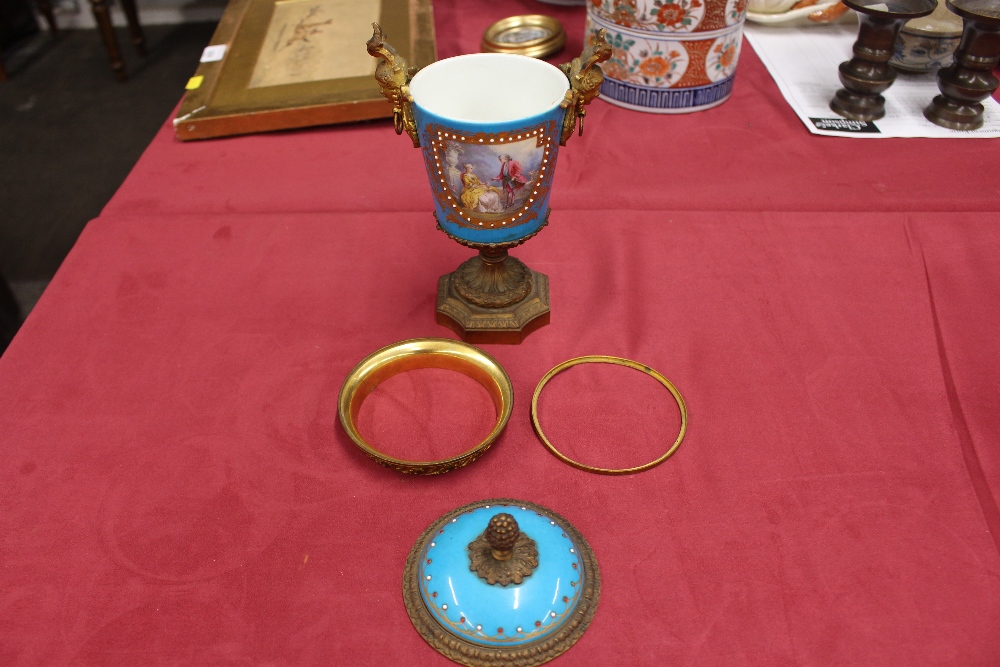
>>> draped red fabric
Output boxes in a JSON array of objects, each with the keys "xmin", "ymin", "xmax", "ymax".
[{"xmin": 2, "ymin": 2, "xmax": 999, "ymax": 665}]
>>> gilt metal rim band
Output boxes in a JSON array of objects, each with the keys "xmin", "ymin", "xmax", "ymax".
[
  {"xmin": 530, "ymin": 356, "xmax": 688, "ymax": 475},
  {"xmin": 403, "ymin": 498, "xmax": 600, "ymax": 667},
  {"xmin": 338, "ymin": 339, "xmax": 513, "ymax": 474}
]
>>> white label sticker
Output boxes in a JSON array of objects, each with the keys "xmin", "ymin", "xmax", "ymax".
[{"xmin": 200, "ymin": 44, "xmax": 227, "ymax": 63}]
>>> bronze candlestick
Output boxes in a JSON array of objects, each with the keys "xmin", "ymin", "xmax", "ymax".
[
  {"xmin": 831, "ymin": 0, "xmax": 937, "ymax": 121},
  {"xmin": 924, "ymin": 0, "xmax": 1000, "ymax": 130}
]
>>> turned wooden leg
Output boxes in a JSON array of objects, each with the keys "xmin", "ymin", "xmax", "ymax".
[
  {"xmin": 119, "ymin": 0, "xmax": 146, "ymax": 56},
  {"xmin": 89, "ymin": 0, "xmax": 127, "ymax": 81},
  {"xmin": 830, "ymin": 0, "xmax": 935, "ymax": 121},
  {"xmin": 36, "ymin": 0, "xmax": 59, "ymax": 36},
  {"xmin": 924, "ymin": 2, "xmax": 1000, "ymax": 131},
  {"xmin": 0, "ymin": 270, "xmax": 21, "ymax": 350},
  {"xmin": 830, "ymin": 13, "xmax": 911, "ymax": 120}
]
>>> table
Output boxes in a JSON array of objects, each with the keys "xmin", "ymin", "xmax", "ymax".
[{"xmin": 2, "ymin": 1, "xmax": 998, "ymax": 665}]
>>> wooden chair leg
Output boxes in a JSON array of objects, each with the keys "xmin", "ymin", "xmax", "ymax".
[
  {"xmin": 0, "ymin": 271, "xmax": 22, "ymax": 351},
  {"xmin": 36, "ymin": 0, "xmax": 59, "ymax": 36},
  {"xmin": 119, "ymin": 0, "xmax": 146, "ymax": 56},
  {"xmin": 89, "ymin": 0, "xmax": 126, "ymax": 81}
]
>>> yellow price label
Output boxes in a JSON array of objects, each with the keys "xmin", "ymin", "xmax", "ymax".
[{"xmin": 185, "ymin": 75, "xmax": 204, "ymax": 91}]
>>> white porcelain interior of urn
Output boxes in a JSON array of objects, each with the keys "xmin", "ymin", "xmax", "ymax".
[{"xmin": 409, "ymin": 53, "xmax": 570, "ymax": 123}]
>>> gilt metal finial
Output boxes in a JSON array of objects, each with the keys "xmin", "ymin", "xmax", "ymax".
[{"xmin": 468, "ymin": 513, "xmax": 538, "ymax": 586}]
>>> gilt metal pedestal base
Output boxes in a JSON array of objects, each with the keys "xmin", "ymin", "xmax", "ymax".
[{"xmin": 436, "ymin": 267, "xmax": 550, "ymax": 345}]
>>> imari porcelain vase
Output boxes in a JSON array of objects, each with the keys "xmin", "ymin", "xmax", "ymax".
[
  {"xmin": 368, "ymin": 25, "xmax": 611, "ymax": 343},
  {"xmin": 586, "ymin": 0, "xmax": 749, "ymax": 112}
]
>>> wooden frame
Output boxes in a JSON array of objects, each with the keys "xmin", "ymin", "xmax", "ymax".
[{"xmin": 174, "ymin": 0, "xmax": 435, "ymax": 141}]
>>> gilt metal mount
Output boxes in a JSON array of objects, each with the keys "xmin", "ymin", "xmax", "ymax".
[
  {"xmin": 558, "ymin": 29, "xmax": 612, "ymax": 146},
  {"xmin": 367, "ymin": 23, "xmax": 420, "ymax": 147}
]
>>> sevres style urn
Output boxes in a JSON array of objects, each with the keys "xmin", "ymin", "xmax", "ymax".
[
  {"xmin": 368, "ymin": 25, "xmax": 612, "ymax": 343},
  {"xmin": 403, "ymin": 499, "xmax": 600, "ymax": 666}
]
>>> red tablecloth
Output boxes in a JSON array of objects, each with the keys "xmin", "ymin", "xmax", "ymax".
[
  {"xmin": 111, "ymin": 0, "xmax": 1000, "ymax": 219},
  {"xmin": 2, "ymin": 1, "xmax": 999, "ymax": 665}
]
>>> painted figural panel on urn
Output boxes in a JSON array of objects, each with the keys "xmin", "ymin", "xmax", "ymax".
[
  {"xmin": 421, "ymin": 120, "xmax": 560, "ymax": 246},
  {"xmin": 368, "ymin": 24, "xmax": 611, "ymax": 343}
]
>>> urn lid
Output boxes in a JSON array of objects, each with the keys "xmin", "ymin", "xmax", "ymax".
[{"xmin": 403, "ymin": 499, "xmax": 600, "ymax": 667}]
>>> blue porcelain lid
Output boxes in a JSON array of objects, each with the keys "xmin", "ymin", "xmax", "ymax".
[{"xmin": 416, "ymin": 502, "xmax": 585, "ymax": 648}]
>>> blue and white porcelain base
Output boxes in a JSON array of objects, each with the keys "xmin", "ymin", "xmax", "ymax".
[{"xmin": 599, "ymin": 77, "xmax": 736, "ymax": 113}]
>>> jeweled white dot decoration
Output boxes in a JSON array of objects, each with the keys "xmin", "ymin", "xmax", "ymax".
[{"xmin": 442, "ymin": 604, "xmax": 448, "ymax": 610}]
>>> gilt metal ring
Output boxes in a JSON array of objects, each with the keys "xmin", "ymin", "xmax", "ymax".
[
  {"xmin": 338, "ymin": 338, "xmax": 513, "ymax": 474},
  {"xmin": 530, "ymin": 355, "xmax": 688, "ymax": 475}
]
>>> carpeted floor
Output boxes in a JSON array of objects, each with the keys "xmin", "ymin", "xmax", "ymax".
[{"xmin": 0, "ymin": 21, "xmax": 217, "ymax": 351}]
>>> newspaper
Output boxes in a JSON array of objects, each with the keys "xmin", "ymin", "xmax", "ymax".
[{"xmin": 743, "ymin": 23, "xmax": 1000, "ymax": 138}]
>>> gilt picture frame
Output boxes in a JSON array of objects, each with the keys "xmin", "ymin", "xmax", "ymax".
[{"xmin": 174, "ymin": 0, "xmax": 436, "ymax": 141}]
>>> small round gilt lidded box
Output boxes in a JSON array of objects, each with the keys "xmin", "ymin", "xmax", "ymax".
[{"xmin": 403, "ymin": 499, "xmax": 600, "ymax": 666}]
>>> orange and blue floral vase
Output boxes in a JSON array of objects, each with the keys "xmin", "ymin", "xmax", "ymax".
[{"xmin": 587, "ymin": 0, "xmax": 748, "ymax": 112}]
